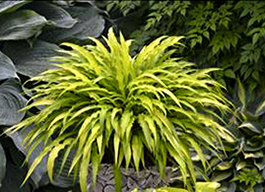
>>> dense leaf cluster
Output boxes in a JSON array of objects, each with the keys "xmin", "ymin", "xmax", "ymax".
[{"xmin": 104, "ymin": 1, "xmax": 265, "ymax": 93}]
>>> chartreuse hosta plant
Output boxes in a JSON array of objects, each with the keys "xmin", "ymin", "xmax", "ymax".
[{"xmin": 6, "ymin": 28, "xmax": 232, "ymax": 192}]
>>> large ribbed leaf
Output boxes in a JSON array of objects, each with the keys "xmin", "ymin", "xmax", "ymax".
[
  {"xmin": 0, "ymin": 51, "xmax": 18, "ymax": 81},
  {"xmin": 0, "ymin": 0, "xmax": 31, "ymax": 15},
  {"xmin": 6, "ymin": 124, "xmax": 50, "ymax": 187},
  {"xmin": 51, "ymin": 149, "xmax": 77, "ymax": 187},
  {"xmin": 27, "ymin": 2, "xmax": 77, "ymax": 28},
  {"xmin": 0, "ymin": 79, "xmax": 27, "ymax": 126},
  {"xmin": 0, "ymin": 143, "xmax": 6, "ymax": 188},
  {"xmin": 0, "ymin": 10, "xmax": 47, "ymax": 40},
  {"xmin": 39, "ymin": 5, "xmax": 105, "ymax": 43},
  {"xmin": 2, "ymin": 40, "xmax": 63, "ymax": 77}
]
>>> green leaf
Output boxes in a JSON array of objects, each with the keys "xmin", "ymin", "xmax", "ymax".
[
  {"xmin": 212, "ymin": 44, "xmax": 220, "ymax": 55},
  {"xmin": 0, "ymin": 10, "xmax": 47, "ymax": 40},
  {"xmin": 252, "ymin": 70, "xmax": 260, "ymax": 82},
  {"xmin": 237, "ymin": 78, "xmax": 246, "ymax": 108},
  {"xmin": 240, "ymin": 8, "xmax": 250, "ymax": 18},
  {"xmin": 29, "ymin": 2, "xmax": 77, "ymax": 28},
  {"xmin": 196, "ymin": 182, "xmax": 220, "ymax": 192},
  {"xmin": 238, "ymin": 121, "xmax": 262, "ymax": 134},
  {"xmin": 243, "ymin": 151, "xmax": 263, "ymax": 159},
  {"xmin": 47, "ymin": 139, "xmax": 73, "ymax": 181},
  {"xmin": 0, "ymin": 79, "xmax": 27, "ymax": 126},
  {"xmin": 224, "ymin": 69, "xmax": 236, "ymax": 79},
  {"xmin": 210, "ymin": 24, "xmax": 216, "ymax": 31},
  {"xmin": 91, "ymin": 145, "xmax": 100, "ymax": 185},
  {"xmin": 0, "ymin": 51, "xmax": 19, "ymax": 81},
  {"xmin": 239, "ymin": 55, "xmax": 248, "ymax": 64},
  {"xmin": 132, "ymin": 135, "xmax": 143, "ymax": 172},
  {"xmin": 236, "ymin": 161, "xmax": 247, "ymax": 171},
  {"xmin": 216, "ymin": 159, "xmax": 234, "ymax": 171},
  {"xmin": 252, "ymin": 33, "xmax": 260, "ymax": 45},
  {"xmin": 248, "ymin": 17, "xmax": 256, "ymax": 27},
  {"xmin": 256, "ymin": 99, "xmax": 265, "ymax": 116},
  {"xmin": 0, "ymin": 0, "xmax": 31, "ymax": 15},
  {"xmin": 243, "ymin": 68, "xmax": 253, "ymax": 80},
  {"xmin": 2, "ymin": 40, "xmax": 64, "ymax": 77},
  {"xmin": 203, "ymin": 31, "xmax": 210, "ymax": 40},
  {"xmin": 247, "ymin": 28, "xmax": 260, "ymax": 36},
  {"xmin": 211, "ymin": 171, "xmax": 232, "ymax": 182}
]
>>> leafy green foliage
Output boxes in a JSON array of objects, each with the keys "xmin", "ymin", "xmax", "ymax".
[
  {"xmin": 106, "ymin": 0, "xmax": 141, "ymax": 16},
  {"xmin": 201, "ymin": 79, "xmax": 265, "ymax": 192},
  {"xmin": 231, "ymin": 168, "xmax": 262, "ymax": 190},
  {"xmin": 6, "ymin": 28, "xmax": 231, "ymax": 192},
  {"xmin": 105, "ymin": 1, "xmax": 265, "ymax": 93}
]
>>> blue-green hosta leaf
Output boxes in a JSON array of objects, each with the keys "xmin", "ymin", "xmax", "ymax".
[
  {"xmin": 211, "ymin": 171, "xmax": 232, "ymax": 182},
  {"xmin": 254, "ymin": 184, "xmax": 264, "ymax": 192},
  {"xmin": 238, "ymin": 121, "xmax": 262, "ymax": 134},
  {"xmin": 0, "ymin": 79, "xmax": 27, "ymax": 126},
  {"xmin": 255, "ymin": 99, "xmax": 265, "ymax": 116},
  {"xmin": 0, "ymin": 0, "xmax": 31, "ymax": 15},
  {"xmin": 27, "ymin": 2, "xmax": 77, "ymax": 28},
  {"xmin": 0, "ymin": 51, "xmax": 19, "ymax": 81},
  {"xmin": 51, "ymin": 149, "xmax": 78, "ymax": 187},
  {"xmin": 244, "ymin": 140, "xmax": 265, "ymax": 152},
  {"xmin": 254, "ymin": 158, "xmax": 265, "ymax": 171},
  {"xmin": 0, "ymin": 10, "xmax": 47, "ymax": 40},
  {"xmin": 236, "ymin": 161, "xmax": 247, "ymax": 171},
  {"xmin": 243, "ymin": 151, "xmax": 263, "ymax": 159},
  {"xmin": 0, "ymin": 143, "xmax": 6, "ymax": 188},
  {"xmin": 39, "ymin": 5, "xmax": 105, "ymax": 43},
  {"xmin": 2, "ymin": 40, "xmax": 64, "ymax": 77},
  {"xmin": 6, "ymin": 124, "xmax": 50, "ymax": 187}
]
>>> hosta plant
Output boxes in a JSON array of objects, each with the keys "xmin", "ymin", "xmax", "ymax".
[
  {"xmin": 0, "ymin": 0, "xmax": 105, "ymax": 190},
  {"xmin": 204, "ymin": 79, "xmax": 265, "ymax": 192},
  {"xmin": 7, "ymin": 28, "xmax": 232, "ymax": 192},
  {"xmin": 0, "ymin": 0, "xmax": 105, "ymax": 127}
]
